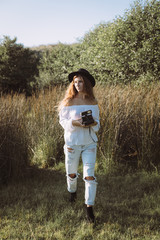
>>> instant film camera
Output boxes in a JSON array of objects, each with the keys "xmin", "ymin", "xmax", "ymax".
[{"xmin": 80, "ymin": 110, "xmax": 94, "ymax": 126}]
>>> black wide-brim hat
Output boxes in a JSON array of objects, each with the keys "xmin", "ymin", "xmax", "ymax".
[{"xmin": 68, "ymin": 68, "xmax": 95, "ymax": 87}]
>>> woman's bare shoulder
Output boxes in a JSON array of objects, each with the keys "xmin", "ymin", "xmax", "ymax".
[{"xmin": 62, "ymin": 98, "xmax": 98, "ymax": 106}]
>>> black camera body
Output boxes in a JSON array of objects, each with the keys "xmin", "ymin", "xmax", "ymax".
[{"xmin": 81, "ymin": 110, "xmax": 94, "ymax": 126}]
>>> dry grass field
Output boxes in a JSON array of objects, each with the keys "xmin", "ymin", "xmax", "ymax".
[
  {"xmin": 0, "ymin": 83, "xmax": 160, "ymax": 239},
  {"xmin": 1, "ymin": 83, "xmax": 160, "ymax": 182}
]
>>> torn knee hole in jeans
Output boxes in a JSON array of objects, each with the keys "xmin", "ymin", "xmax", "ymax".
[
  {"xmin": 67, "ymin": 147, "xmax": 74, "ymax": 153},
  {"xmin": 85, "ymin": 176, "xmax": 95, "ymax": 181},
  {"xmin": 68, "ymin": 173, "xmax": 78, "ymax": 182},
  {"xmin": 69, "ymin": 173, "xmax": 76, "ymax": 179}
]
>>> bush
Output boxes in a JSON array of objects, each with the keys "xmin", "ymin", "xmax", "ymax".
[
  {"xmin": 37, "ymin": 43, "xmax": 83, "ymax": 88},
  {"xmin": 35, "ymin": 0, "xmax": 160, "ymax": 87},
  {"xmin": 110, "ymin": 0, "xmax": 160, "ymax": 83},
  {"xmin": 0, "ymin": 36, "xmax": 40, "ymax": 95},
  {"xmin": 80, "ymin": 0, "xmax": 160, "ymax": 84}
]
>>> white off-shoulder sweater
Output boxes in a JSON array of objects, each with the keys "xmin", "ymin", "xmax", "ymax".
[{"xmin": 59, "ymin": 105, "xmax": 100, "ymax": 145}]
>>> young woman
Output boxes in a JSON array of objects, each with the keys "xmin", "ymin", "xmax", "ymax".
[{"xmin": 58, "ymin": 68, "xmax": 100, "ymax": 223}]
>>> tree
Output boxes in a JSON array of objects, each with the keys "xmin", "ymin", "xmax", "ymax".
[
  {"xmin": 38, "ymin": 43, "xmax": 83, "ymax": 88},
  {"xmin": 111, "ymin": 0, "xmax": 160, "ymax": 83},
  {"xmin": 0, "ymin": 36, "xmax": 40, "ymax": 95},
  {"xmin": 80, "ymin": 0, "xmax": 160, "ymax": 84}
]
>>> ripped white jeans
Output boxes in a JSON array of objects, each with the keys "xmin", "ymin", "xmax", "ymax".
[{"xmin": 64, "ymin": 142, "xmax": 98, "ymax": 206}]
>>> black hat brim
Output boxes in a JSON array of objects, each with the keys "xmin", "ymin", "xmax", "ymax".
[{"xmin": 68, "ymin": 70, "xmax": 95, "ymax": 87}]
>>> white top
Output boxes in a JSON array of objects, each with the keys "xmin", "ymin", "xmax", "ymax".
[{"xmin": 59, "ymin": 105, "xmax": 100, "ymax": 145}]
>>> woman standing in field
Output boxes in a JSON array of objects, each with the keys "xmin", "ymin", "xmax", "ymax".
[{"xmin": 58, "ymin": 68, "xmax": 100, "ymax": 223}]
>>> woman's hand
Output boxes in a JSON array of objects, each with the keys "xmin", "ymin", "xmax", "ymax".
[
  {"xmin": 82, "ymin": 121, "xmax": 97, "ymax": 128},
  {"xmin": 72, "ymin": 119, "xmax": 97, "ymax": 128},
  {"xmin": 72, "ymin": 119, "xmax": 83, "ymax": 127}
]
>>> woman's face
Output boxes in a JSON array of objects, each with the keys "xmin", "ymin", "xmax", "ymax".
[{"xmin": 74, "ymin": 76, "xmax": 84, "ymax": 93}]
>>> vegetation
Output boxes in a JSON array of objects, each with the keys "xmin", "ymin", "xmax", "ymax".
[
  {"xmin": 37, "ymin": 43, "xmax": 82, "ymax": 89},
  {"xmin": 0, "ymin": 0, "xmax": 160, "ymax": 238},
  {"xmin": 97, "ymin": 83, "xmax": 160, "ymax": 172},
  {"xmin": 0, "ymin": 167, "xmax": 160, "ymax": 239},
  {"xmin": 36, "ymin": 0, "xmax": 160, "ymax": 87},
  {"xmin": 0, "ymin": 36, "xmax": 40, "ymax": 95},
  {"xmin": 81, "ymin": 0, "xmax": 160, "ymax": 84},
  {"xmin": 0, "ymin": 0, "xmax": 159, "ymax": 92},
  {"xmin": 1, "ymin": 83, "xmax": 160, "ymax": 184},
  {"xmin": 0, "ymin": 93, "xmax": 28, "ymax": 184}
]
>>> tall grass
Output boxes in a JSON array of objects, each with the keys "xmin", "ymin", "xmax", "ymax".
[
  {"xmin": 25, "ymin": 86, "xmax": 64, "ymax": 168},
  {"xmin": 1, "ymin": 83, "xmax": 160, "ymax": 183},
  {"xmin": 0, "ymin": 94, "xmax": 28, "ymax": 183},
  {"xmin": 97, "ymin": 83, "xmax": 160, "ymax": 172}
]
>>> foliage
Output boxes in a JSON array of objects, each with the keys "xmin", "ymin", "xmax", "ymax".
[
  {"xmin": 80, "ymin": 22, "xmax": 116, "ymax": 83},
  {"xmin": 0, "ymin": 36, "xmax": 40, "ymax": 95},
  {"xmin": 33, "ymin": 0, "xmax": 160, "ymax": 87},
  {"xmin": 110, "ymin": 0, "xmax": 160, "ymax": 83},
  {"xmin": 0, "ymin": 1, "xmax": 160, "ymax": 91},
  {"xmin": 37, "ymin": 43, "xmax": 83, "ymax": 88},
  {"xmin": 80, "ymin": 0, "xmax": 160, "ymax": 84}
]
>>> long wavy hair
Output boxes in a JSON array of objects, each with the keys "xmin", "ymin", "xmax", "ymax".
[{"xmin": 58, "ymin": 74, "xmax": 96, "ymax": 110}]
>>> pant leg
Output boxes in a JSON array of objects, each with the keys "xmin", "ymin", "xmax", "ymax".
[
  {"xmin": 64, "ymin": 145, "xmax": 81, "ymax": 193},
  {"xmin": 81, "ymin": 143, "xmax": 98, "ymax": 206}
]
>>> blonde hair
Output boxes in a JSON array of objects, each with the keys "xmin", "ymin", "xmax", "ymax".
[{"xmin": 58, "ymin": 74, "xmax": 96, "ymax": 111}]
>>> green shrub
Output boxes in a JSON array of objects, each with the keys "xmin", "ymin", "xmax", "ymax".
[
  {"xmin": 80, "ymin": 0, "xmax": 160, "ymax": 84},
  {"xmin": 0, "ymin": 36, "xmax": 40, "ymax": 95},
  {"xmin": 35, "ymin": 0, "xmax": 160, "ymax": 87},
  {"xmin": 37, "ymin": 43, "xmax": 83, "ymax": 88}
]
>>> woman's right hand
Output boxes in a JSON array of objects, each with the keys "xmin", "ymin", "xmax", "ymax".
[
  {"xmin": 72, "ymin": 119, "xmax": 83, "ymax": 127},
  {"xmin": 72, "ymin": 119, "xmax": 97, "ymax": 128}
]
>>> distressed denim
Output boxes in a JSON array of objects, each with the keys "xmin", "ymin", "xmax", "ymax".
[{"xmin": 64, "ymin": 142, "xmax": 98, "ymax": 206}]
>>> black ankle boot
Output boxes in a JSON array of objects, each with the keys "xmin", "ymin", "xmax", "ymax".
[
  {"xmin": 70, "ymin": 192, "xmax": 77, "ymax": 202},
  {"xmin": 86, "ymin": 206, "xmax": 95, "ymax": 223}
]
